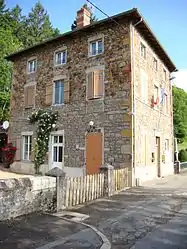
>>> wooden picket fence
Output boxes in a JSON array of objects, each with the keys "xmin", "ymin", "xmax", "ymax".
[
  {"xmin": 114, "ymin": 168, "xmax": 129, "ymax": 191},
  {"xmin": 65, "ymin": 173, "xmax": 105, "ymax": 208}
]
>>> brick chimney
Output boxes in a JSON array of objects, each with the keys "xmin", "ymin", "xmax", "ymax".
[{"xmin": 76, "ymin": 6, "xmax": 91, "ymax": 28}]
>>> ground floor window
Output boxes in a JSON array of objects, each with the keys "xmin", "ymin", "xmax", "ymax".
[
  {"xmin": 22, "ymin": 135, "xmax": 32, "ymax": 161},
  {"xmin": 51, "ymin": 132, "xmax": 64, "ymax": 168}
]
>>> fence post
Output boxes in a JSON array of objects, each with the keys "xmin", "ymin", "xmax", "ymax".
[
  {"xmin": 46, "ymin": 167, "xmax": 66, "ymax": 212},
  {"xmin": 100, "ymin": 164, "xmax": 114, "ymax": 197}
]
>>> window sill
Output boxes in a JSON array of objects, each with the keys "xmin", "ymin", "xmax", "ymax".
[
  {"xmin": 27, "ymin": 71, "xmax": 37, "ymax": 75},
  {"xmin": 88, "ymin": 53, "xmax": 104, "ymax": 58},
  {"xmin": 54, "ymin": 63, "xmax": 67, "ymax": 68},
  {"xmin": 52, "ymin": 103, "xmax": 65, "ymax": 107},
  {"xmin": 25, "ymin": 106, "xmax": 34, "ymax": 110},
  {"xmin": 22, "ymin": 160, "xmax": 32, "ymax": 163},
  {"xmin": 87, "ymin": 97, "xmax": 104, "ymax": 101}
]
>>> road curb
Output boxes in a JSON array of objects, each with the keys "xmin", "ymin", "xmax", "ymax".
[{"xmin": 60, "ymin": 216, "xmax": 111, "ymax": 249}]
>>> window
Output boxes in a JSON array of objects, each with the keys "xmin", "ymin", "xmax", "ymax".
[
  {"xmin": 163, "ymin": 69, "xmax": 167, "ymax": 81},
  {"xmin": 140, "ymin": 70, "xmax": 148, "ymax": 103},
  {"xmin": 52, "ymin": 135, "xmax": 64, "ymax": 164},
  {"xmin": 140, "ymin": 43, "xmax": 146, "ymax": 59},
  {"xmin": 153, "ymin": 57, "xmax": 158, "ymax": 71},
  {"xmin": 89, "ymin": 39, "xmax": 103, "ymax": 56},
  {"xmin": 24, "ymin": 84, "xmax": 35, "ymax": 108},
  {"xmin": 28, "ymin": 59, "xmax": 37, "ymax": 73},
  {"xmin": 164, "ymin": 93, "xmax": 168, "ymax": 113},
  {"xmin": 87, "ymin": 70, "xmax": 104, "ymax": 100},
  {"xmin": 54, "ymin": 80, "xmax": 64, "ymax": 105},
  {"xmin": 55, "ymin": 51, "xmax": 67, "ymax": 65},
  {"xmin": 165, "ymin": 139, "xmax": 169, "ymax": 151},
  {"xmin": 22, "ymin": 135, "xmax": 32, "ymax": 161}
]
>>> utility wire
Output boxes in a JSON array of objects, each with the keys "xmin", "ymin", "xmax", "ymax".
[{"xmin": 86, "ymin": 0, "xmax": 124, "ymax": 27}]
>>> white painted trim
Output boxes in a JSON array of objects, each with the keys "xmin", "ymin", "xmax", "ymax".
[
  {"xmin": 27, "ymin": 57, "xmax": 37, "ymax": 74},
  {"xmin": 53, "ymin": 49, "xmax": 67, "ymax": 67},
  {"xmin": 49, "ymin": 130, "xmax": 65, "ymax": 169},
  {"xmin": 88, "ymin": 34, "xmax": 104, "ymax": 58},
  {"xmin": 21, "ymin": 134, "xmax": 32, "ymax": 161}
]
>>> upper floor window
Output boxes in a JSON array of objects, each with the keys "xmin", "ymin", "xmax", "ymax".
[
  {"xmin": 163, "ymin": 69, "xmax": 167, "ymax": 81},
  {"xmin": 140, "ymin": 70, "xmax": 148, "ymax": 103},
  {"xmin": 24, "ymin": 83, "xmax": 36, "ymax": 109},
  {"xmin": 89, "ymin": 39, "xmax": 104, "ymax": 56},
  {"xmin": 55, "ymin": 51, "xmax": 67, "ymax": 65},
  {"xmin": 53, "ymin": 80, "xmax": 64, "ymax": 105},
  {"xmin": 164, "ymin": 93, "xmax": 168, "ymax": 113},
  {"xmin": 87, "ymin": 69, "xmax": 104, "ymax": 100},
  {"xmin": 28, "ymin": 59, "xmax": 37, "ymax": 73},
  {"xmin": 153, "ymin": 57, "xmax": 158, "ymax": 71},
  {"xmin": 22, "ymin": 135, "xmax": 32, "ymax": 161},
  {"xmin": 140, "ymin": 43, "xmax": 146, "ymax": 59}
]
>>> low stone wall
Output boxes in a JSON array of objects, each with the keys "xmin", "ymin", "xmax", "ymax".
[
  {"xmin": 0, "ymin": 176, "xmax": 56, "ymax": 221},
  {"xmin": 11, "ymin": 161, "xmax": 84, "ymax": 177}
]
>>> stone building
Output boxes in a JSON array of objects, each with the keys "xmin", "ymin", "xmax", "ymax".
[{"xmin": 6, "ymin": 7, "xmax": 176, "ymax": 183}]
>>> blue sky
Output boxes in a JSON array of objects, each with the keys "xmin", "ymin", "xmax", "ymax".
[{"xmin": 6, "ymin": 0, "xmax": 187, "ymax": 88}]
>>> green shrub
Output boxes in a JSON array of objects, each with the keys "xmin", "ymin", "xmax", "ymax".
[{"xmin": 179, "ymin": 149, "xmax": 187, "ymax": 162}]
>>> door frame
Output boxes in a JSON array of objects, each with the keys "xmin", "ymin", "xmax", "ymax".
[
  {"xmin": 49, "ymin": 130, "xmax": 65, "ymax": 170},
  {"xmin": 84, "ymin": 127, "xmax": 104, "ymax": 175},
  {"xmin": 156, "ymin": 136, "xmax": 161, "ymax": 177}
]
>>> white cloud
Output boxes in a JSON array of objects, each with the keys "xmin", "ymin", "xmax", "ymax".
[{"xmin": 172, "ymin": 69, "xmax": 187, "ymax": 92}]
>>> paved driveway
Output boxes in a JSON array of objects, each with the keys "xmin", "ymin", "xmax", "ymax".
[
  {"xmin": 72, "ymin": 172, "xmax": 187, "ymax": 248},
  {"xmin": 1, "ymin": 171, "xmax": 187, "ymax": 248}
]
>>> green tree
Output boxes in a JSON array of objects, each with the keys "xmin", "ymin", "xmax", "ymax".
[
  {"xmin": 173, "ymin": 86, "xmax": 187, "ymax": 143},
  {"xmin": 0, "ymin": 28, "xmax": 21, "ymax": 120},
  {"xmin": 21, "ymin": 1, "xmax": 59, "ymax": 47}
]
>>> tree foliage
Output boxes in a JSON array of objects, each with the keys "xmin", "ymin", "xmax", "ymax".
[
  {"xmin": 0, "ymin": 1, "xmax": 60, "ymax": 121},
  {"xmin": 173, "ymin": 86, "xmax": 187, "ymax": 143}
]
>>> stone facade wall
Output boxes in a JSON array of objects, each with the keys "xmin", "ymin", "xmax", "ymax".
[
  {"xmin": 132, "ymin": 26, "xmax": 174, "ymax": 182},
  {"xmin": 10, "ymin": 19, "xmax": 133, "ymax": 176},
  {"xmin": 0, "ymin": 176, "xmax": 56, "ymax": 220}
]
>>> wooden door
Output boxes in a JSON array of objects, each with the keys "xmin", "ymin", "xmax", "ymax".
[
  {"xmin": 86, "ymin": 132, "xmax": 103, "ymax": 175},
  {"xmin": 156, "ymin": 136, "xmax": 161, "ymax": 177}
]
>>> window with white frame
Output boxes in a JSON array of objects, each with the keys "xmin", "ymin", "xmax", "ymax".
[
  {"xmin": 55, "ymin": 51, "xmax": 67, "ymax": 65},
  {"xmin": 53, "ymin": 80, "xmax": 64, "ymax": 105},
  {"xmin": 52, "ymin": 135, "xmax": 64, "ymax": 163},
  {"xmin": 140, "ymin": 43, "xmax": 146, "ymax": 59},
  {"xmin": 28, "ymin": 59, "xmax": 37, "ymax": 73},
  {"xmin": 89, "ymin": 39, "xmax": 103, "ymax": 56},
  {"xmin": 22, "ymin": 135, "xmax": 32, "ymax": 161}
]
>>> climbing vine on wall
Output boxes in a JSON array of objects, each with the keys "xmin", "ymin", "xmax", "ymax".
[{"xmin": 29, "ymin": 109, "xmax": 58, "ymax": 174}]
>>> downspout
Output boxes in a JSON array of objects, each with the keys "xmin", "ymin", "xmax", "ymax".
[{"xmin": 130, "ymin": 18, "xmax": 142, "ymax": 186}]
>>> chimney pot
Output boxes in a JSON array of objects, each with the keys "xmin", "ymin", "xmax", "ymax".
[{"xmin": 76, "ymin": 6, "xmax": 91, "ymax": 28}]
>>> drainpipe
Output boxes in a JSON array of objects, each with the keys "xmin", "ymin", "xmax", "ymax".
[{"xmin": 130, "ymin": 18, "xmax": 142, "ymax": 186}]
